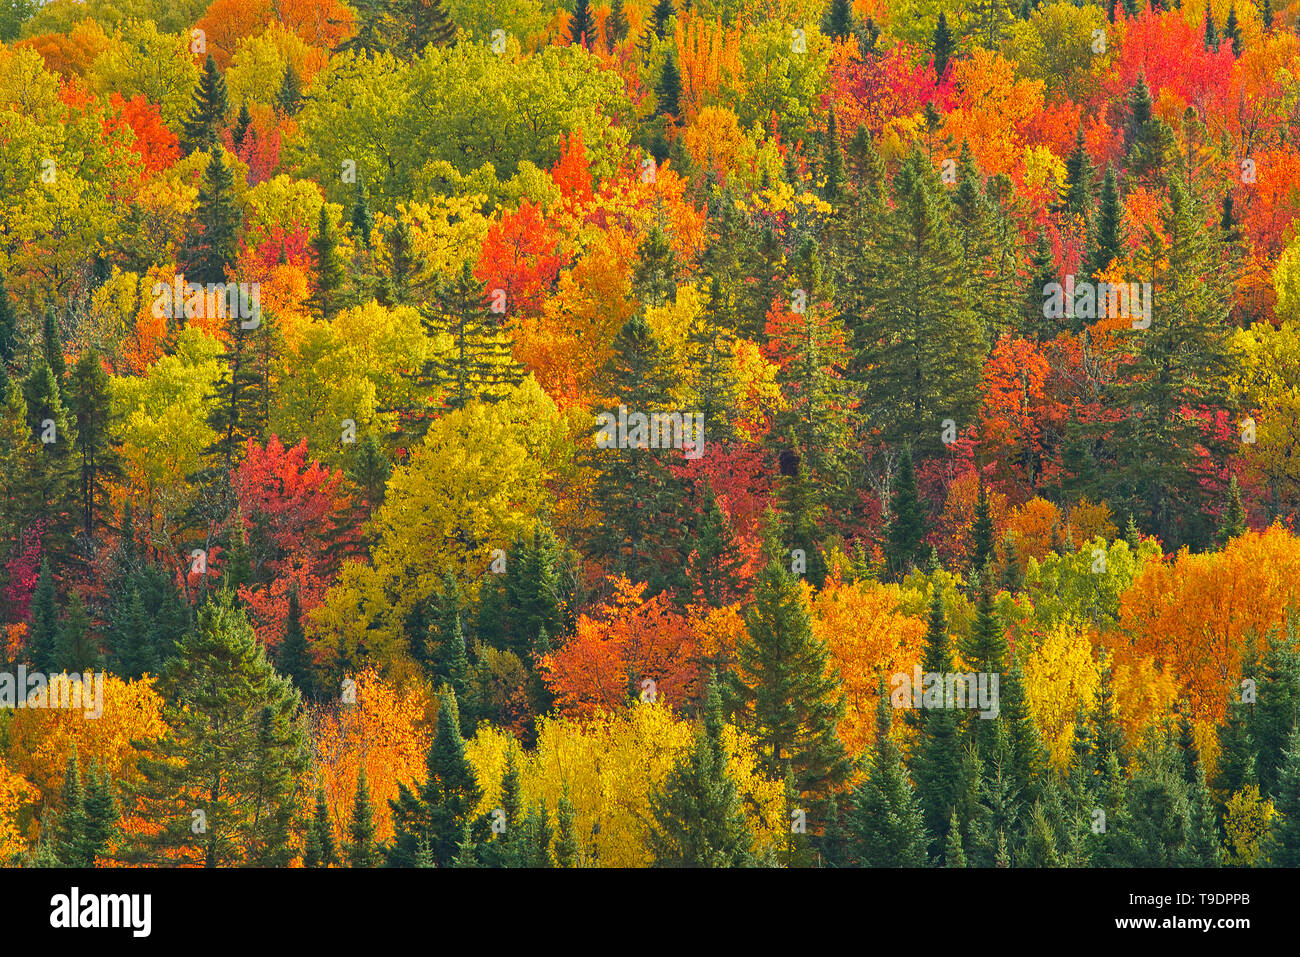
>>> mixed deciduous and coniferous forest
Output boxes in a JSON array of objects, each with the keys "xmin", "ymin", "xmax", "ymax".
[{"xmin": 0, "ymin": 0, "xmax": 1297, "ymax": 872}]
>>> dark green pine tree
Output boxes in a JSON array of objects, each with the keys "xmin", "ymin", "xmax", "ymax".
[
  {"xmin": 351, "ymin": 180, "xmax": 374, "ymax": 248},
  {"xmin": 1204, "ymin": 3, "xmax": 1219, "ymax": 51},
  {"xmin": 943, "ymin": 810, "xmax": 967, "ymax": 866},
  {"xmin": 78, "ymin": 764, "xmax": 120, "ymax": 867},
  {"xmin": 1088, "ymin": 650, "xmax": 1127, "ymax": 776},
  {"xmin": 967, "ymin": 720, "xmax": 1024, "ymax": 866},
  {"xmin": 961, "ymin": 571, "xmax": 1006, "ymax": 675},
  {"xmin": 968, "ymin": 481, "xmax": 995, "ymax": 579},
  {"xmin": 311, "ymin": 204, "xmax": 347, "ymax": 320},
  {"xmin": 42, "ymin": 312, "xmax": 65, "ymax": 384},
  {"xmin": 404, "ymin": 0, "xmax": 458, "ymax": 56},
  {"xmin": 821, "ymin": 107, "xmax": 846, "ymax": 202},
  {"xmin": 1107, "ymin": 727, "xmax": 1208, "ymax": 866},
  {"xmin": 1252, "ymin": 626, "xmax": 1300, "ymax": 800},
  {"xmin": 276, "ymin": 584, "xmax": 316, "ymax": 699},
  {"xmin": 181, "ymin": 147, "xmax": 242, "ymax": 287},
  {"xmin": 220, "ymin": 510, "xmax": 252, "ymax": 598},
  {"xmin": 54, "ymin": 749, "xmax": 88, "ymax": 866},
  {"xmin": 606, "ymin": 0, "xmax": 629, "ymax": 50},
  {"xmin": 649, "ymin": 0, "xmax": 675, "ymax": 41},
  {"xmin": 0, "ymin": 269, "xmax": 18, "ymax": 385},
  {"xmin": 127, "ymin": 591, "xmax": 311, "ymax": 866},
  {"xmin": 419, "ymin": 262, "xmax": 522, "ymax": 412},
  {"xmin": 26, "ymin": 558, "xmax": 58, "ymax": 672},
  {"xmin": 1215, "ymin": 475, "xmax": 1248, "ymax": 545},
  {"xmin": 910, "ymin": 591, "xmax": 966, "ymax": 859},
  {"xmin": 569, "ymin": 0, "xmax": 595, "ymax": 47},
  {"xmin": 884, "ymin": 448, "xmax": 928, "ymax": 581},
  {"xmin": 1000, "ymin": 535, "xmax": 1024, "ymax": 593},
  {"xmin": 54, "ymin": 593, "xmax": 97, "ymax": 672},
  {"xmin": 728, "ymin": 535, "xmax": 850, "ymax": 801},
  {"xmin": 1263, "ymin": 0, "xmax": 1274, "ymax": 30},
  {"xmin": 68, "ymin": 348, "xmax": 121, "ymax": 542},
  {"xmin": 1176, "ymin": 711, "xmax": 1223, "ymax": 865},
  {"xmin": 182, "ymin": 55, "xmax": 229, "ymax": 153},
  {"xmin": 1124, "ymin": 71, "xmax": 1154, "ymax": 153},
  {"xmin": 1089, "ymin": 163, "xmax": 1124, "ymax": 279},
  {"xmin": 1264, "ymin": 723, "xmax": 1300, "ymax": 866},
  {"xmin": 430, "ymin": 576, "xmax": 471, "ymax": 706},
  {"xmin": 999, "ymin": 660, "xmax": 1045, "ymax": 802},
  {"xmin": 932, "ymin": 12, "xmax": 954, "ymax": 78},
  {"xmin": 388, "ymin": 691, "xmax": 482, "ymax": 867},
  {"xmin": 231, "ymin": 101, "xmax": 252, "ymax": 150},
  {"xmin": 555, "ymin": 786, "xmax": 579, "ymax": 867},
  {"xmin": 275, "ymin": 62, "xmax": 303, "ymax": 116},
  {"xmin": 823, "ymin": 0, "xmax": 854, "ymax": 41},
  {"xmin": 632, "ymin": 221, "xmax": 677, "ymax": 309},
  {"xmin": 346, "ymin": 769, "xmax": 379, "ymax": 867},
  {"xmin": 502, "ymin": 522, "xmax": 572, "ymax": 661},
  {"xmin": 1223, "ymin": 4, "xmax": 1241, "ymax": 55},
  {"xmin": 1023, "ymin": 231, "xmax": 1058, "ymax": 341},
  {"xmin": 852, "ymin": 150, "xmax": 985, "ymax": 455},
  {"xmin": 648, "ymin": 673, "xmax": 757, "ymax": 866},
  {"xmin": 24, "ymin": 358, "xmax": 78, "ymax": 548},
  {"xmin": 304, "ymin": 785, "xmax": 338, "ymax": 867},
  {"xmin": 1059, "ymin": 127, "xmax": 1095, "ymax": 223},
  {"xmin": 585, "ymin": 314, "xmax": 683, "ymax": 594},
  {"xmin": 848, "ymin": 684, "xmax": 929, "ymax": 866},
  {"xmin": 115, "ymin": 587, "xmax": 158, "ymax": 680},
  {"xmin": 1099, "ymin": 175, "xmax": 1233, "ymax": 550},
  {"xmin": 685, "ymin": 483, "xmax": 743, "ymax": 608}
]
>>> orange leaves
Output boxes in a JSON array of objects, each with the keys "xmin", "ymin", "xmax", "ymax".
[
  {"xmin": 475, "ymin": 199, "xmax": 569, "ymax": 319},
  {"xmin": 672, "ymin": 12, "xmax": 741, "ymax": 124},
  {"xmin": 1114, "ymin": 526, "xmax": 1300, "ymax": 724},
  {"xmin": 541, "ymin": 578, "xmax": 736, "ymax": 716},
  {"xmin": 197, "ymin": 0, "xmax": 357, "ymax": 68},
  {"xmin": 810, "ymin": 576, "xmax": 926, "ymax": 760},
  {"xmin": 108, "ymin": 93, "xmax": 181, "ymax": 177},
  {"xmin": 979, "ymin": 335, "xmax": 1063, "ymax": 493},
  {"xmin": 308, "ymin": 669, "xmax": 432, "ymax": 845},
  {"xmin": 550, "ymin": 131, "xmax": 594, "ymax": 206},
  {"xmin": 4, "ymin": 676, "xmax": 167, "ymax": 811}
]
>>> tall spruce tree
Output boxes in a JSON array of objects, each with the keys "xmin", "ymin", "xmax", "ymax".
[
  {"xmin": 68, "ymin": 348, "xmax": 121, "ymax": 542},
  {"xmin": 848, "ymin": 685, "xmax": 929, "ymax": 866},
  {"xmin": 648, "ymin": 673, "xmax": 758, "ymax": 866},
  {"xmin": 128, "ymin": 591, "xmax": 310, "ymax": 866},
  {"xmin": 182, "ymin": 55, "xmax": 229, "ymax": 153},
  {"xmin": 884, "ymin": 448, "xmax": 928, "ymax": 580},
  {"xmin": 388, "ymin": 691, "xmax": 482, "ymax": 867},
  {"xmin": 346, "ymin": 769, "xmax": 379, "ymax": 867},
  {"xmin": 728, "ymin": 534, "xmax": 850, "ymax": 801},
  {"xmin": 181, "ymin": 147, "xmax": 242, "ymax": 287}
]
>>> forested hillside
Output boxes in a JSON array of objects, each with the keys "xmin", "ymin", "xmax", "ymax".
[{"xmin": 0, "ymin": 0, "xmax": 1298, "ymax": 869}]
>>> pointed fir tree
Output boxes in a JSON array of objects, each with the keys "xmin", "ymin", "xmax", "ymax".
[
  {"xmin": 1224, "ymin": 4, "xmax": 1241, "ymax": 55},
  {"xmin": 311, "ymin": 204, "xmax": 347, "ymax": 320},
  {"xmin": 180, "ymin": 147, "xmax": 242, "ymax": 287},
  {"xmin": 932, "ymin": 12, "xmax": 954, "ymax": 78},
  {"xmin": 419, "ymin": 262, "xmax": 522, "ymax": 412},
  {"xmin": 1204, "ymin": 3, "xmax": 1219, "ymax": 51},
  {"xmin": 405, "ymin": 0, "xmax": 457, "ymax": 54},
  {"xmin": 968, "ymin": 481, "xmax": 995, "ymax": 578},
  {"xmin": 1089, "ymin": 163, "xmax": 1123, "ymax": 279},
  {"xmin": 182, "ymin": 55, "xmax": 229, "ymax": 153},
  {"xmin": 54, "ymin": 592, "xmax": 96, "ymax": 672},
  {"xmin": 26, "ymin": 558, "xmax": 58, "ymax": 672},
  {"xmin": 346, "ymin": 769, "xmax": 379, "ymax": 867},
  {"xmin": 823, "ymin": 0, "xmax": 854, "ymax": 41},
  {"xmin": 305, "ymin": 785, "xmax": 338, "ymax": 867},
  {"xmin": 884, "ymin": 448, "xmax": 928, "ymax": 580},
  {"xmin": 68, "ymin": 348, "xmax": 121, "ymax": 542},
  {"xmin": 943, "ymin": 809, "xmax": 967, "ymax": 866},
  {"xmin": 231, "ymin": 101, "xmax": 252, "ymax": 150},
  {"xmin": 126, "ymin": 591, "xmax": 311, "ymax": 866},
  {"xmin": 54, "ymin": 749, "xmax": 88, "ymax": 866},
  {"xmin": 276, "ymin": 584, "xmax": 315, "ymax": 698},
  {"xmin": 569, "ymin": 0, "xmax": 594, "ymax": 47},
  {"xmin": 1216, "ymin": 475, "xmax": 1248, "ymax": 545},
  {"xmin": 275, "ymin": 62, "xmax": 303, "ymax": 116},
  {"xmin": 351, "ymin": 180, "xmax": 374, "ymax": 248},
  {"xmin": 606, "ymin": 0, "xmax": 629, "ymax": 50},
  {"xmin": 555, "ymin": 785, "xmax": 579, "ymax": 867},
  {"xmin": 1264, "ymin": 723, "xmax": 1300, "ymax": 866},
  {"xmin": 649, "ymin": 673, "xmax": 757, "ymax": 866},
  {"xmin": 728, "ymin": 532, "xmax": 850, "ymax": 800},
  {"xmin": 387, "ymin": 690, "xmax": 482, "ymax": 867},
  {"xmin": 848, "ymin": 684, "xmax": 929, "ymax": 866}
]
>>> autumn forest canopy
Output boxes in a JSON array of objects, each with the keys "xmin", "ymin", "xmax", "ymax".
[{"xmin": 0, "ymin": 0, "xmax": 1298, "ymax": 872}]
